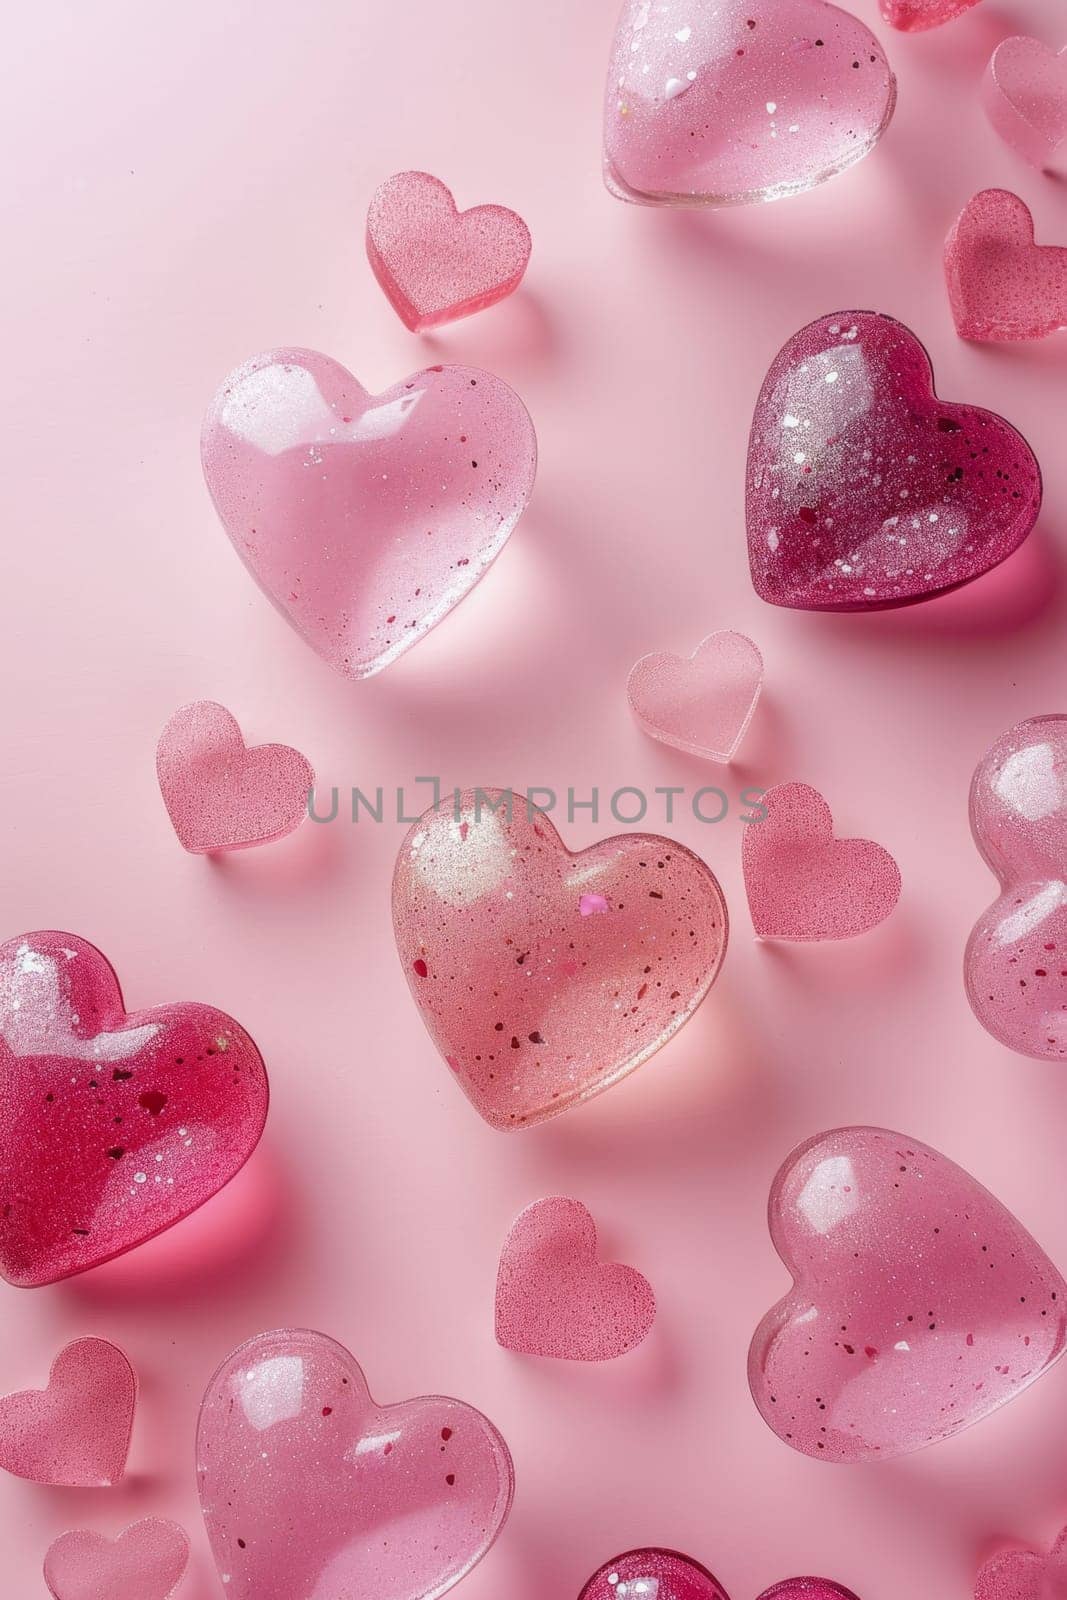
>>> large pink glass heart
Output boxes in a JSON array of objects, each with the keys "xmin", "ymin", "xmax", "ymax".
[
  {"xmin": 746, "ymin": 312, "xmax": 1043, "ymax": 611},
  {"xmin": 946, "ymin": 190, "xmax": 1067, "ymax": 343},
  {"xmin": 0, "ymin": 1337, "xmax": 135, "ymax": 1486},
  {"xmin": 577, "ymin": 1552, "xmax": 861, "ymax": 1600},
  {"xmin": 627, "ymin": 631, "xmax": 763, "ymax": 763},
  {"xmin": 197, "ymin": 1328, "xmax": 513, "ymax": 1600},
  {"xmin": 201, "ymin": 349, "xmax": 537, "ymax": 678},
  {"xmin": 0, "ymin": 930, "xmax": 268, "ymax": 1287},
  {"xmin": 392, "ymin": 789, "xmax": 728, "ymax": 1128},
  {"xmin": 976, "ymin": 1523, "xmax": 1067, "ymax": 1600},
  {"xmin": 965, "ymin": 715, "xmax": 1067, "ymax": 1060},
  {"xmin": 603, "ymin": 0, "xmax": 895, "ymax": 208},
  {"xmin": 748, "ymin": 1126, "xmax": 1067, "ymax": 1462},
  {"xmin": 44, "ymin": 1519, "xmax": 189, "ymax": 1600},
  {"xmin": 984, "ymin": 38, "xmax": 1067, "ymax": 173},
  {"xmin": 880, "ymin": 0, "xmax": 981, "ymax": 31}
]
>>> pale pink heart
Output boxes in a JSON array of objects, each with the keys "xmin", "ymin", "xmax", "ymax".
[
  {"xmin": 44, "ymin": 1519, "xmax": 189, "ymax": 1600},
  {"xmin": 197, "ymin": 1328, "xmax": 513, "ymax": 1600},
  {"xmin": 749, "ymin": 1126, "xmax": 1067, "ymax": 1462},
  {"xmin": 627, "ymin": 631, "xmax": 763, "ymax": 763},
  {"xmin": 201, "ymin": 349, "xmax": 537, "ymax": 679},
  {"xmin": 742, "ymin": 783, "xmax": 900, "ymax": 941},
  {"xmin": 946, "ymin": 190, "xmax": 1067, "ymax": 342},
  {"xmin": 984, "ymin": 38, "xmax": 1067, "ymax": 172},
  {"xmin": 0, "ymin": 1337, "xmax": 135, "ymax": 1486},
  {"xmin": 496, "ymin": 1197, "xmax": 656, "ymax": 1361},
  {"xmin": 603, "ymin": 0, "xmax": 895, "ymax": 208},
  {"xmin": 880, "ymin": 0, "xmax": 981, "ymax": 31},
  {"xmin": 976, "ymin": 1525, "xmax": 1067, "ymax": 1600},
  {"xmin": 366, "ymin": 171, "xmax": 531, "ymax": 332}
]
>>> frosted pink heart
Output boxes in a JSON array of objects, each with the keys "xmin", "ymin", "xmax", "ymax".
[
  {"xmin": 946, "ymin": 191, "xmax": 1067, "ymax": 343},
  {"xmin": 0, "ymin": 929, "xmax": 268, "ymax": 1287},
  {"xmin": 976, "ymin": 1524, "xmax": 1067, "ymax": 1600},
  {"xmin": 577, "ymin": 1552, "xmax": 861, "ymax": 1600},
  {"xmin": 880, "ymin": 0, "xmax": 981, "ymax": 31},
  {"xmin": 627, "ymin": 631, "xmax": 763, "ymax": 763},
  {"xmin": 44, "ymin": 1519, "xmax": 189, "ymax": 1600},
  {"xmin": 201, "ymin": 349, "xmax": 537, "ymax": 678},
  {"xmin": 495, "ymin": 1197, "xmax": 656, "ymax": 1360},
  {"xmin": 602, "ymin": 0, "xmax": 895, "ymax": 208},
  {"xmin": 392, "ymin": 788, "xmax": 728, "ymax": 1129},
  {"xmin": 197, "ymin": 1329, "xmax": 513, "ymax": 1600},
  {"xmin": 157, "ymin": 700, "xmax": 313, "ymax": 853},
  {"xmin": 965, "ymin": 715, "xmax": 1067, "ymax": 1060},
  {"xmin": 0, "ymin": 1338, "xmax": 135, "ymax": 1486},
  {"xmin": 742, "ymin": 783, "xmax": 900, "ymax": 941},
  {"xmin": 366, "ymin": 171, "xmax": 531, "ymax": 332},
  {"xmin": 984, "ymin": 38, "xmax": 1067, "ymax": 172},
  {"xmin": 748, "ymin": 1126, "xmax": 1067, "ymax": 1462},
  {"xmin": 747, "ymin": 311, "xmax": 1043, "ymax": 611}
]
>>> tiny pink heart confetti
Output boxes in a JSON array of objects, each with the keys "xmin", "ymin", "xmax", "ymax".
[
  {"xmin": 44, "ymin": 1519, "xmax": 189, "ymax": 1600},
  {"xmin": 880, "ymin": 0, "xmax": 981, "ymax": 31},
  {"xmin": 0, "ymin": 1337, "xmax": 135, "ymax": 1486},
  {"xmin": 976, "ymin": 1524, "xmax": 1067, "ymax": 1600},
  {"xmin": 984, "ymin": 38, "xmax": 1067, "ymax": 172},
  {"xmin": 946, "ymin": 190, "xmax": 1067, "ymax": 343},
  {"xmin": 627, "ymin": 631, "xmax": 763, "ymax": 763}
]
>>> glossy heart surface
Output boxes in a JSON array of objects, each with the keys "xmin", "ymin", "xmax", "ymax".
[
  {"xmin": 44, "ymin": 1520, "xmax": 189, "ymax": 1600},
  {"xmin": 758, "ymin": 1586, "xmax": 860, "ymax": 1600},
  {"xmin": 880, "ymin": 0, "xmax": 981, "ymax": 30},
  {"xmin": 976, "ymin": 1525, "xmax": 1067, "ymax": 1600},
  {"xmin": 946, "ymin": 190, "xmax": 1067, "ymax": 342},
  {"xmin": 984, "ymin": 38, "xmax": 1067, "ymax": 172},
  {"xmin": 0, "ymin": 1338, "xmax": 135, "ymax": 1486},
  {"xmin": 579, "ymin": 1549, "xmax": 730, "ymax": 1600},
  {"xmin": 627, "ymin": 631, "xmax": 764, "ymax": 763}
]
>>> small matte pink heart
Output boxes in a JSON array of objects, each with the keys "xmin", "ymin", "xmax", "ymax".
[
  {"xmin": 984, "ymin": 38, "xmax": 1067, "ymax": 172},
  {"xmin": 976, "ymin": 1524, "xmax": 1067, "ymax": 1600},
  {"xmin": 743, "ymin": 783, "xmax": 900, "ymax": 941},
  {"xmin": 946, "ymin": 190, "xmax": 1067, "ymax": 342},
  {"xmin": 44, "ymin": 1519, "xmax": 189, "ymax": 1600},
  {"xmin": 880, "ymin": 0, "xmax": 980, "ymax": 31},
  {"xmin": 367, "ymin": 171, "xmax": 531, "ymax": 332},
  {"xmin": 627, "ymin": 631, "xmax": 763, "ymax": 763},
  {"xmin": 496, "ymin": 1197, "xmax": 656, "ymax": 1361},
  {"xmin": 0, "ymin": 1337, "xmax": 135, "ymax": 1486},
  {"xmin": 156, "ymin": 700, "xmax": 313, "ymax": 854}
]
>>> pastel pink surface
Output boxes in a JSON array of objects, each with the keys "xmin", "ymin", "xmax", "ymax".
[
  {"xmin": 0, "ymin": 1338, "xmax": 135, "ymax": 1487},
  {"xmin": 627, "ymin": 631, "xmax": 764, "ymax": 763},
  {"xmin": 603, "ymin": 0, "xmax": 895, "ymax": 207},
  {"xmin": 156, "ymin": 700, "xmax": 313, "ymax": 853},
  {"xmin": 197, "ymin": 1329, "xmax": 513, "ymax": 1600},
  {"xmin": 495, "ymin": 1197, "xmax": 656, "ymax": 1360},
  {"xmin": 201, "ymin": 348, "xmax": 537, "ymax": 678},
  {"xmin": 879, "ymin": 0, "xmax": 980, "ymax": 31},
  {"xmin": 984, "ymin": 39, "xmax": 1067, "ymax": 173},
  {"xmin": 945, "ymin": 191, "xmax": 1067, "ymax": 343},
  {"xmin": 579, "ymin": 1549, "xmax": 730, "ymax": 1600},
  {"xmin": 366, "ymin": 171, "xmax": 531, "ymax": 332},
  {"xmin": 748, "ymin": 1127, "xmax": 1067, "ymax": 1462},
  {"xmin": 392, "ymin": 789, "xmax": 728, "ymax": 1129},
  {"xmin": 975, "ymin": 1526, "xmax": 1067, "ymax": 1600},
  {"xmin": 746, "ymin": 311, "xmax": 1043, "ymax": 611},
  {"xmin": 44, "ymin": 1519, "xmax": 189, "ymax": 1600},
  {"xmin": 742, "ymin": 783, "xmax": 900, "ymax": 941},
  {"xmin": 965, "ymin": 715, "xmax": 1067, "ymax": 1060},
  {"xmin": 0, "ymin": 930, "xmax": 268, "ymax": 1286}
]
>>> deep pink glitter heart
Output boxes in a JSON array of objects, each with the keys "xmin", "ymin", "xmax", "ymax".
[
  {"xmin": 984, "ymin": 38, "xmax": 1067, "ymax": 172},
  {"xmin": 0, "ymin": 1338, "xmax": 135, "ymax": 1486},
  {"xmin": 495, "ymin": 1197, "xmax": 656, "ymax": 1360},
  {"xmin": 749, "ymin": 1126, "xmax": 1067, "ymax": 1462},
  {"xmin": 366, "ymin": 171, "xmax": 531, "ymax": 332},
  {"xmin": 746, "ymin": 311, "xmax": 1043, "ymax": 611},
  {"xmin": 392, "ymin": 789, "xmax": 728, "ymax": 1129},
  {"xmin": 880, "ymin": 0, "xmax": 981, "ymax": 31},
  {"xmin": 201, "ymin": 348, "xmax": 537, "ymax": 678},
  {"xmin": 0, "ymin": 930, "xmax": 268, "ymax": 1287},
  {"xmin": 976, "ymin": 1524, "xmax": 1067, "ymax": 1600},
  {"xmin": 627, "ymin": 631, "xmax": 764, "ymax": 763},
  {"xmin": 758, "ymin": 1586, "xmax": 860, "ymax": 1600},
  {"xmin": 44, "ymin": 1519, "xmax": 189, "ymax": 1600},
  {"xmin": 197, "ymin": 1328, "xmax": 513, "ymax": 1600},
  {"xmin": 946, "ymin": 190, "xmax": 1067, "ymax": 343},
  {"xmin": 579, "ymin": 1549, "xmax": 730, "ymax": 1600},
  {"xmin": 965, "ymin": 715, "xmax": 1067, "ymax": 1060}
]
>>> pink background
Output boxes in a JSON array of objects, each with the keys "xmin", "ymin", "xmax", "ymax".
[{"xmin": 2, "ymin": 1, "xmax": 1067, "ymax": 1596}]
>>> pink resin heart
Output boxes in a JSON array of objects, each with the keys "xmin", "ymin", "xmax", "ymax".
[
  {"xmin": 577, "ymin": 1552, "xmax": 861, "ymax": 1600},
  {"xmin": 976, "ymin": 1524, "xmax": 1067, "ymax": 1600},
  {"xmin": 746, "ymin": 311, "xmax": 1043, "ymax": 611},
  {"xmin": 965, "ymin": 715, "xmax": 1067, "ymax": 1060},
  {"xmin": 157, "ymin": 700, "xmax": 313, "ymax": 853},
  {"xmin": 627, "ymin": 631, "xmax": 764, "ymax": 763},
  {"xmin": 0, "ymin": 1338, "xmax": 135, "ymax": 1486},
  {"xmin": 392, "ymin": 788, "xmax": 728, "ymax": 1128},
  {"xmin": 496, "ymin": 1197, "xmax": 656, "ymax": 1360},
  {"xmin": 366, "ymin": 171, "xmax": 531, "ymax": 332},
  {"xmin": 748, "ymin": 1126, "xmax": 1067, "ymax": 1462},
  {"xmin": 201, "ymin": 349, "xmax": 537, "ymax": 678},
  {"xmin": 984, "ymin": 39, "xmax": 1067, "ymax": 173},
  {"xmin": 0, "ymin": 930, "xmax": 268, "ymax": 1287},
  {"xmin": 603, "ymin": 0, "xmax": 895, "ymax": 208},
  {"xmin": 197, "ymin": 1329, "xmax": 513, "ymax": 1600},
  {"xmin": 742, "ymin": 783, "xmax": 900, "ymax": 941},
  {"xmin": 44, "ymin": 1519, "xmax": 189, "ymax": 1600},
  {"xmin": 759, "ymin": 1587, "xmax": 860, "ymax": 1600},
  {"xmin": 880, "ymin": 0, "xmax": 981, "ymax": 31},
  {"xmin": 946, "ymin": 191, "xmax": 1067, "ymax": 343}
]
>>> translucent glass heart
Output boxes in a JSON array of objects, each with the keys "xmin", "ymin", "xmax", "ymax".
[
  {"xmin": 627, "ymin": 631, "xmax": 763, "ymax": 763},
  {"xmin": 746, "ymin": 311, "xmax": 1043, "ymax": 611},
  {"xmin": 946, "ymin": 190, "xmax": 1067, "ymax": 343},
  {"xmin": 392, "ymin": 789, "xmax": 728, "ymax": 1128},
  {"xmin": 201, "ymin": 349, "xmax": 537, "ymax": 678},
  {"xmin": 984, "ymin": 38, "xmax": 1067, "ymax": 173},
  {"xmin": 965, "ymin": 715, "xmax": 1067, "ymax": 1060},
  {"xmin": 0, "ymin": 930, "xmax": 268, "ymax": 1286},
  {"xmin": 976, "ymin": 1524, "xmax": 1067, "ymax": 1600},
  {"xmin": 602, "ymin": 0, "xmax": 895, "ymax": 208},
  {"xmin": 157, "ymin": 700, "xmax": 313, "ymax": 853},
  {"xmin": 579, "ymin": 1550, "xmax": 730, "ymax": 1600},
  {"xmin": 748, "ymin": 1126, "xmax": 1067, "ymax": 1462},
  {"xmin": 366, "ymin": 171, "xmax": 531, "ymax": 332},
  {"xmin": 44, "ymin": 1519, "xmax": 189, "ymax": 1600},
  {"xmin": 197, "ymin": 1329, "xmax": 513, "ymax": 1600},
  {"xmin": 742, "ymin": 783, "xmax": 900, "ymax": 941},
  {"xmin": 0, "ymin": 1338, "xmax": 135, "ymax": 1486},
  {"xmin": 495, "ymin": 1197, "xmax": 656, "ymax": 1360},
  {"xmin": 879, "ymin": 0, "xmax": 981, "ymax": 30}
]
